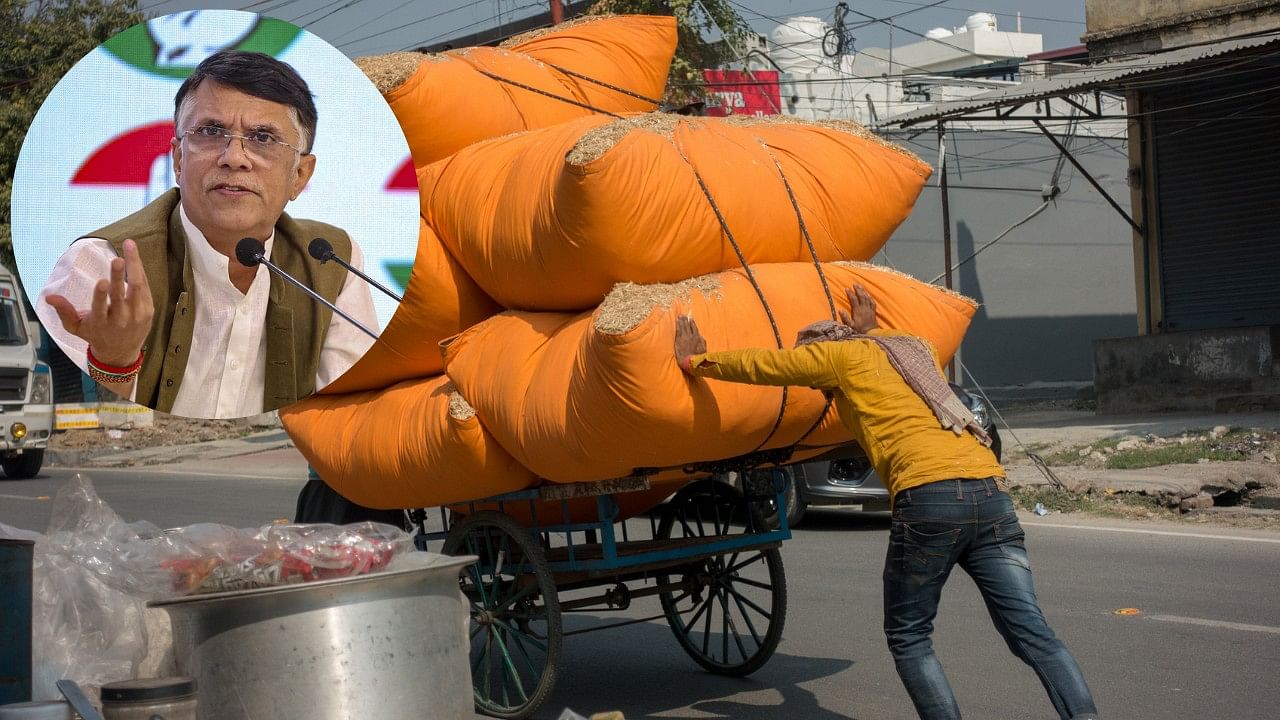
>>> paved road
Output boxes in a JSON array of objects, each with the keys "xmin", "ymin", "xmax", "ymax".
[
  {"xmin": 3, "ymin": 458, "xmax": 1278, "ymax": 719},
  {"xmin": 0, "ymin": 449, "xmax": 307, "ymax": 529}
]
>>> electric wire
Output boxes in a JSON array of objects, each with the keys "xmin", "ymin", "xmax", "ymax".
[
  {"xmin": 876, "ymin": 0, "xmax": 1084, "ymax": 26},
  {"xmin": 293, "ymin": 0, "xmax": 364, "ymax": 27},
  {"xmin": 957, "ymin": 359, "xmax": 1067, "ymax": 489},
  {"xmin": 335, "ymin": 0, "xmax": 490, "ymax": 48}
]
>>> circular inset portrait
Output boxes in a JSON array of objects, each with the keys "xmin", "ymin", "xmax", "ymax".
[{"xmin": 10, "ymin": 10, "xmax": 418, "ymax": 419}]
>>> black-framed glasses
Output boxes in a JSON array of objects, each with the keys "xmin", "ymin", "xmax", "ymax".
[{"xmin": 181, "ymin": 125, "xmax": 305, "ymax": 161}]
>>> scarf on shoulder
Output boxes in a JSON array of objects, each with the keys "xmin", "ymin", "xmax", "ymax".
[{"xmin": 795, "ymin": 321, "xmax": 992, "ymax": 446}]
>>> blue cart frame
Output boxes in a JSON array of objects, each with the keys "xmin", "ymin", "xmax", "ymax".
[{"xmin": 411, "ymin": 465, "xmax": 794, "ymax": 720}]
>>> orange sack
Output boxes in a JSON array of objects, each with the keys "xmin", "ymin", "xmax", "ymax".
[
  {"xmin": 323, "ymin": 218, "xmax": 502, "ymax": 394},
  {"xmin": 441, "ymin": 262, "xmax": 976, "ymax": 483},
  {"xmin": 281, "ymin": 375, "xmax": 538, "ymax": 509},
  {"xmin": 355, "ymin": 15, "xmax": 674, "ymax": 168},
  {"xmin": 424, "ymin": 113, "xmax": 932, "ymax": 311}
]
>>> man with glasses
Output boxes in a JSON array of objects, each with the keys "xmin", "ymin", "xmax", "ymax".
[{"xmin": 38, "ymin": 50, "xmax": 376, "ymax": 419}]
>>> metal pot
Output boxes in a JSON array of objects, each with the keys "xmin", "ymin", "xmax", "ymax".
[{"xmin": 151, "ymin": 556, "xmax": 474, "ymax": 720}]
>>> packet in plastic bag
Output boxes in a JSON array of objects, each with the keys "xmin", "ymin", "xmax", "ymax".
[{"xmin": 156, "ymin": 521, "xmax": 413, "ymax": 594}]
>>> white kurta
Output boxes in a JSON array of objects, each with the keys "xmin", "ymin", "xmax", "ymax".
[{"xmin": 37, "ymin": 206, "xmax": 377, "ymax": 418}]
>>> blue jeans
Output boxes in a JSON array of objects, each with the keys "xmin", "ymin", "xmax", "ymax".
[{"xmin": 883, "ymin": 478, "xmax": 1097, "ymax": 720}]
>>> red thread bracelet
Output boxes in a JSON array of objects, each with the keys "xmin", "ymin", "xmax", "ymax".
[{"xmin": 87, "ymin": 347, "xmax": 144, "ymax": 376}]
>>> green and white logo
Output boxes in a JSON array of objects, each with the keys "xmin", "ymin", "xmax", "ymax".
[{"xmin": 101, "ymin": 11, "xmax": 302, "ymax": 80}]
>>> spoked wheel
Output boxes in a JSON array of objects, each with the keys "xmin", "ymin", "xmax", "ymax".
[
  {"xmin": 443, "ymin": 511, "xmax": 561, "ymax": 719},
  {"xmin": 656, "ymin": 480, "xmax": 787, "ymax": 676}
]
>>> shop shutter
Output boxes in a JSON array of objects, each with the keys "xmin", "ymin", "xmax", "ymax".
[{"xmin": 1152, "ymin": 53, "xmax": 1280, "ymax": 331}]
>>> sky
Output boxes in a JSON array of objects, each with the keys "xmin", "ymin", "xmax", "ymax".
[{"xmin": 135, "ymin": 0, "xmax": 1090, "ymax": 59}]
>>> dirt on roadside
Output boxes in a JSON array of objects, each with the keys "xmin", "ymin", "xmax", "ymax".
[{"xmin": 48, "ymin": 414, "xmax": 264, "ymax": 455}]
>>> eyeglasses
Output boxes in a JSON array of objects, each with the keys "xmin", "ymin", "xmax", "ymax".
[{"xmin": 181, "ymin": 125, "xmax": 305, "ymax": 161}]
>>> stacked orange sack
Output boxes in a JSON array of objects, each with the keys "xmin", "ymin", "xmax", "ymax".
[
  {"xmin": 354, "ymin": 15, "xmax": 675, "ymax": 168},
  {"xmin": 324, "ymin": 219, "xmax": 500, "ymax": 392},
  {"xmin": 285, "ymin": 16, "xmax": 679, "ymax": 512},
  {"xmin": 441, "ymin": 262, "xmax": 977, "ymax": 483},
  {"xmin": 281, "ymin": 375, "xmax": 538, "ymax": 509},
  {"xmin": 285, "ymin": 18, "xmax": 960, "ymax": 517},
  {"xmin": 424, "ymin": 113, "xmax": 933, "ymax": 310},
  {"xmin": 325, "ymin": 16, "xmax": 678, "ymax": 390}
]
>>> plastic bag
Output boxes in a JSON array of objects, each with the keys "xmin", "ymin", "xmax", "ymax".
[
  {"xmin": 0, "ymin": 475, "xmax": 149, "ymax": 701},
  {"xmin": 0, "ymin": 474, "xmax": 419, "ymax": 701},
  {"xmin": 154, "ymin": 521, "xmax": 413, "ymax": 595}
]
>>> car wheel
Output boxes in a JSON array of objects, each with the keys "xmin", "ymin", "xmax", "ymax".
[
  {"xmin": 742, "ymin": 466, "xmax": 807, "ymax": 529},
  {"xmin": 783, "ymin": 477, "xmax": 808, "ymax": 528},
  {"xmin": 2, "ymin": 450, "xmax": 43, "ymax": 480}
]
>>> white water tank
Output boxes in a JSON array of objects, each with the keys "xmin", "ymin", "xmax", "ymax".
[
  {"xmin": 769, "ymin": 17, "xmax": 837, "ymax": 74},
  {"xmin": 925, "ymin": 27, "xmax": 954, "ymax": 39},
  {"xmin": 965, "ymin": 12, "xmax": 998, "ymax": 33}
]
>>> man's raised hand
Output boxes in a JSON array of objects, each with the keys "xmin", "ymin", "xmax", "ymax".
[
  {"xmin": 675, "ymin": 315, "xmax": 707, "ymax": 375},
  {"xmin": 840, "ymin": 284, "xmax": 878, "ymax": 334},
  {"xmin": 46, "ymin": 238, "xmax": 155, "ymax": 367}
]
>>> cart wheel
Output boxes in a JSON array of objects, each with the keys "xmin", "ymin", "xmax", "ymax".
[
  {"xmin": 656, "ymin": 480, "xmax": 787, "ymax": 677},
  {"xmin": 443, "ymin": 511, "xmax": 561, "ymax": 719}
]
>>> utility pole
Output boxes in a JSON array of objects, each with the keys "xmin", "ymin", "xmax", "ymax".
[
  {"xmin": 938, "ymin": 121, "xmax": 957, "ymax": 383},
  {"xmin": 549, "ymin": 0, "xmax": 563, "ymax": 24}
]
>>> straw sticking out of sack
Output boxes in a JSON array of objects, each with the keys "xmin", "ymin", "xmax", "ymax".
[
  {"xmin": 723, "ymin": 115, "xmax": 929, "ymax": 174},
  {"xmin": 355, "ymin": 52, "xmax": 444, "ymax": 93},
  {"xmin": 501, "ymin": 12, "xmax": 616, "ymax": 47},
  {"xmin": 832, "ymin": 261, "xmax": 980, "ymax": 308},
  {"xmin": 446, "ymin": 386, "xmax": 477, "ymax": 420},
  {"xmin": 567, "ymin": 113, "xmax": 683, "ymax": 165},
  {"xmin": 595, "ymin": 275, "xmax": 724, "ymax": 335}
]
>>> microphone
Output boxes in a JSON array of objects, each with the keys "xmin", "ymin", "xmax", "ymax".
[
  {"xmin": 235, "ymin": 237, "xmax": 378, "ymax": 340},
  {"xmin": 235, "ymin": 237, "xmax": 264, "ymax": 268},
  {"xmin": 308, "ymin": 237, "xmax": 403, "ymax": 303}
]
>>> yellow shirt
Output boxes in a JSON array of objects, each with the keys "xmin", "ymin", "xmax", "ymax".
[{"xmin": 689, "ymin": 329, "xmax": 1004, "ymax": 501}]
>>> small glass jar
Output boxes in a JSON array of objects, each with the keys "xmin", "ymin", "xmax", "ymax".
[{"xmin": 99, "ymin": 678, "xmax": 197, "ymax": 720}]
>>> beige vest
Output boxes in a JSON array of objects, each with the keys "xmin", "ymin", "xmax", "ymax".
[{"xmin": 82, "ymin": 188, "xmax": 352, "ymax": 413}]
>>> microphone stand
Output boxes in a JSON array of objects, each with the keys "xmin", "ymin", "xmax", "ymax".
[
  {"xmin": 309, "ymin": 238, "xmax": 403, "ymax": 303},
  {"xmin": 237, "ymin": 239, "xmax": 379, "ymax": 341}
]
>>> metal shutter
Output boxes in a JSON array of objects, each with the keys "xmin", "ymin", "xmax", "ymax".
[{"xmin": 1151, "ymin": 53, "xmax": 1280, "ymax": 331}]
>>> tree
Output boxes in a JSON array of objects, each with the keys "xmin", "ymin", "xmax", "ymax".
[
  {"xmin": 588, "ymin": 0, "xmax": 756, "ymax": 105},
  {"xmin": 0, "ymin": 0, "xmax": 143, "ymax": 277}
]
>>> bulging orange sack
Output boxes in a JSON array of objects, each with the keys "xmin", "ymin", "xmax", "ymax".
[
  {"xmin": 425, "ymin": 113, "xmax": 932, "ymax": 311},
  {"xmin": 441, "ymin": 262, "xmax": 975, "ymax": 483},
  {"xmin": 324, "ymin": 218, "xmax": 502, "ymax": 394},
  {"xmin": 281, "ymin": 375, "xmax": 538, "ymax": 509},
  {"xmin": 355, "ymin": 15, "xmax": 674, "ymax": 168}
]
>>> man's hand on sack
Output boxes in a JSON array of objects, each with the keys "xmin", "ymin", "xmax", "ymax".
[
  {"xmin": 840, "ymin": 284, "xmax": 879, "ymax": 334},
  {"xmin": 675, "ymin": 315, "xmax": 707, "ymax": 375}
]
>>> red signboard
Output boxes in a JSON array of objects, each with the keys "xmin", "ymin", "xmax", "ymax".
[{"xmin": 702, "ymin": 69, "xmax": 781, "ymax": 117}]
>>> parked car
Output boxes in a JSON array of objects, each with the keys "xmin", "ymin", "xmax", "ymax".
[{"xmin": 736, "ymin": 383, "xmax": 1001, "ymax": 528}]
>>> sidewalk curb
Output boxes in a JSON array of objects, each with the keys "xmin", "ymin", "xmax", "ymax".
[{"xmin": 46, "ymin": 430, "xmax": 294, "ymax": 469}]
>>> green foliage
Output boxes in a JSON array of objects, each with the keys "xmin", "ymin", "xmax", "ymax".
[
  {"xmin": 1039, "ymin": 429, "xmax": 1264, "ymax": 470},
  {"xmin": 1008, "ymin": 485, "xmax": 1167, "ymax": 518},
  {"xmin": 1105, "ymin": 440, "xmax": 1251, "ymax": 469},
  {"xmin": 588, "ymin": 0, "xmax": 755, "ymax": 104},
  {"xmin": 0, "ymin": 0, "xmax": 143, "ymax": 280}
]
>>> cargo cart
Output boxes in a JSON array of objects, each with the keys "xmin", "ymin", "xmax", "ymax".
[{"xmin": 411, "ymin": 452, "xmax": 795, "ymax": 719}]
